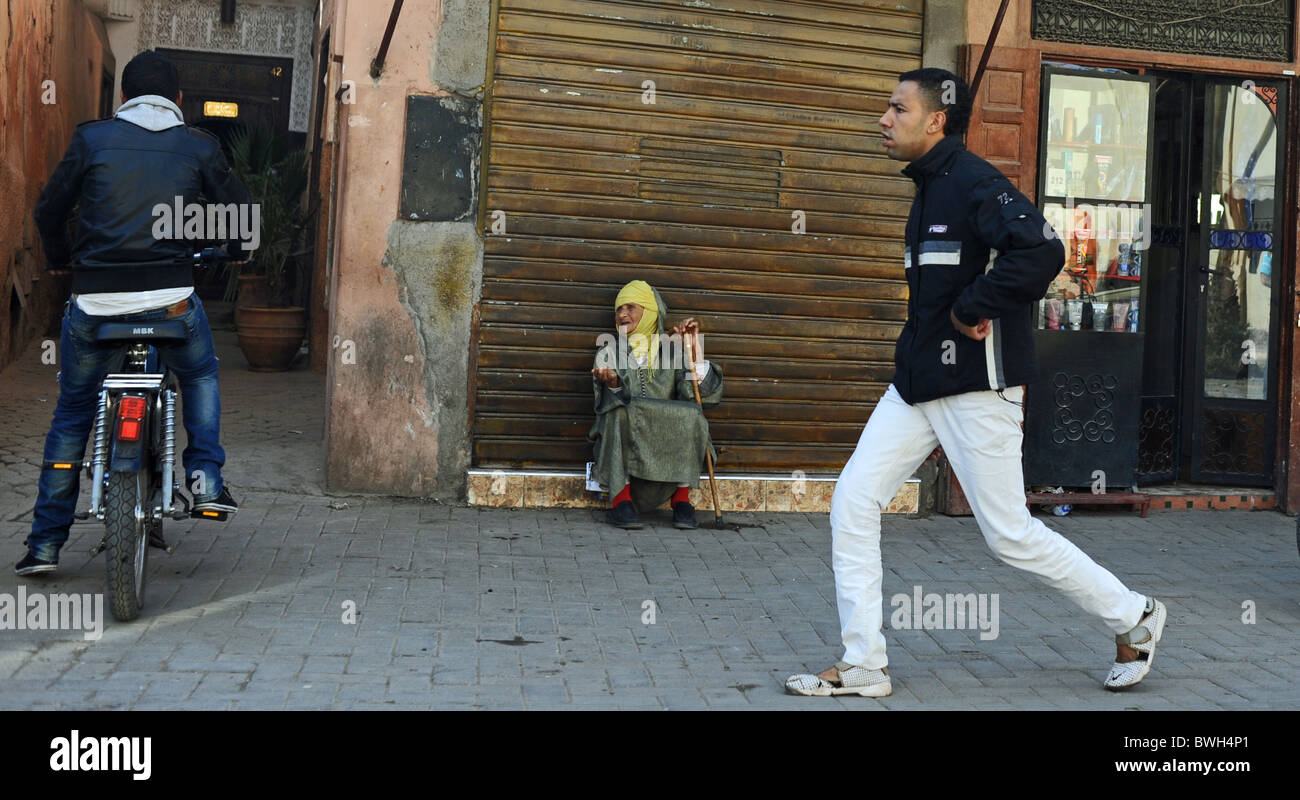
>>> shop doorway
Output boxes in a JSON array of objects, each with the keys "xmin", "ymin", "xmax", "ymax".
[
  {"xmin": 1137, "ymin": 73, "xmax": 1287, "ymax": 487},
  {"xmin": 155, "ymin": 48, "xmax": 296, "ymax": 151}
]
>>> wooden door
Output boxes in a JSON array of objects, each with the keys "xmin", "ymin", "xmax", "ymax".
[
  {"xmin": 964, "ymin": 45, "xmax": 1042, "ymax": 201},
  {"xmin": 156, "ymin": 49, "xmax": 293, "ymax": 142}
]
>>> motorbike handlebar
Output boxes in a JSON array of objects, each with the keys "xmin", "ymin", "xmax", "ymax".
[{"xmin": 193, "ymin": 247, "xmax": 238, "ymax": 268}]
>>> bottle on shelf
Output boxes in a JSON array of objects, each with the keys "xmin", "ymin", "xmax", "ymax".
[{"xmin": 1130, "ymin": 216, "xmax": 1144, "ymax": 278}]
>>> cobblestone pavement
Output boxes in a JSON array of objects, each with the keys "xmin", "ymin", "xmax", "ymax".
[{"xmin": 1, "ymin": 333, "xmax": 1298, "ymax": 710}]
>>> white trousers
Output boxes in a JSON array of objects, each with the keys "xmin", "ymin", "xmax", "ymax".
[{"xmin": 830, "ymin": 383, "xmax": 1147, "ymax": 669}]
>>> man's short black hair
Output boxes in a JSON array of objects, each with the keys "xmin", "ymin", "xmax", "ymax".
[
  {"xmin": 122, "ymin": 50, "xmax": 180, "ymax": 102},
  {"xmin": 898, "ymin": 67, "xmax": 972, "ymax": 137}
]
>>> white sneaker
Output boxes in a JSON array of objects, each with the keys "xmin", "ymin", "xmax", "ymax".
[
  {"xmin": 786, "ymin": 661, "xmax": 892, "ymax": 697},
  {"xmin": 1104, "ymin": 597, "xmax": 1167, "ymax": 691}
]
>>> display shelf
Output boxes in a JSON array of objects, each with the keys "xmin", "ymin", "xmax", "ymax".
[{"xmin": 1045, "ymin": 141, "xmax": 1148, "ymax": 151}]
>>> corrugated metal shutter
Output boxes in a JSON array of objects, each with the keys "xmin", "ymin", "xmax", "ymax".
[{"xmin": 474, "ymin": 0, "xmax": 923, "ymax": 471}]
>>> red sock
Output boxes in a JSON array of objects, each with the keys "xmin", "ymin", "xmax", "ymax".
[
  {"xmin": 612, "ymin": 484, "xmax": 631, "ymax": 507},
  {"xmin": 672, "ymin": 486, "xmax": 691, "ymax": 505}
]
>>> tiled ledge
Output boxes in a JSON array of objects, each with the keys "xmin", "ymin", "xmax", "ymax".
[
  {"xmin": 466, "ymin": 470, "xmax": 920, "ymax": 514},
  {"xmin": 1140, "ymin": 491, "xmax": 1276, "ymax": 512}
]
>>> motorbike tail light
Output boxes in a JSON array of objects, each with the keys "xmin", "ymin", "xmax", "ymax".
[
  {"xmin": 119, "ymin": 396, "xmax": 147, "ymax": 418},
  {"xmin": 118, "ymin": 419, "xmax": 142, "ymax": 441},
  {"xmin": 116, "ymin": 395, "xmax": 147, "ymax": 442}
]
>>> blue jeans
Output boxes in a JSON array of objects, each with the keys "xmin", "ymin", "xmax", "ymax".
[{"xmin": 26, "ymin": 294, "xmax": 226, "ymax": 561}]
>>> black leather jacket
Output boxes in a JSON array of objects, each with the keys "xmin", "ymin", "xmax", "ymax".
[{"xmin": 33, "ymin": 117, "xmax": 252, "ymax": 294}]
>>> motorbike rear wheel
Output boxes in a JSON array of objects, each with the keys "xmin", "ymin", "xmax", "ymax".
[{"xmin": 104, "ymin": 470, "xmax": 151, "ymax": 621}]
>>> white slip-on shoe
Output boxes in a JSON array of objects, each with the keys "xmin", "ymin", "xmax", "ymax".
[
  {"xmin": 785, "ymin": 661, "xmax": 892, "ymax": 697},
  {"xmin": 1104, "ymin": 597, "xmax": 1167, "ymax": 691}
]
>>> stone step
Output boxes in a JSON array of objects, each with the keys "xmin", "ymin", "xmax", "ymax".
[{"xmin": 467, "ymin": 469, "xmax": 921, "ymax": 514}]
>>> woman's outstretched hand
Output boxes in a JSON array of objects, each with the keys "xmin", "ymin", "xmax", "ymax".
[{"xmin": 591, "ymin": 367, "xmax": 621, "ymax": 388}]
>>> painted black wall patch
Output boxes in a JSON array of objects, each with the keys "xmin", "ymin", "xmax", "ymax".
[{"xmin": 401, "ymin": 95, "xmax": 483, "ymax": 222}]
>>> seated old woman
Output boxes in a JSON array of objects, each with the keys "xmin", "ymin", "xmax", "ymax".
[{"xmin": 588, "ymin": 280, "xmax": 723, "ymax": 530}]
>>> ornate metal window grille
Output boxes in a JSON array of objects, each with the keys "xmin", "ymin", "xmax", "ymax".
[
  {"xmin": 1032, "ymin": 1, "xmax": 1293, "ymax": 62},
  {"xmin": 1137, "ymin": 399, "xmax": 1176, "ymax": 478},
  {"xmin": 1200, "ymin": 408, "xmax": 1269, "ymax": 478},
  {"xmin": 1050, "ymin": 372, "xmax": 1118, "ymax": 445}
]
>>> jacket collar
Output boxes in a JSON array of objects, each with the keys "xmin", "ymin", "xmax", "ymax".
[{"xmin": 901, "ymin": 134, "xmax": 965, "ymax": 183}]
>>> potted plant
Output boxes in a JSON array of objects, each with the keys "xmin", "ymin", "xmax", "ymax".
[{"xmin": 227, "ymin": 124, "xmax": 314, "ymax": 371}]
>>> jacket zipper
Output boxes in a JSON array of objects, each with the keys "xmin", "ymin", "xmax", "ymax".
[{"xmin": 908, "ymin": 177, "xmax": 925, "ymax": 396}]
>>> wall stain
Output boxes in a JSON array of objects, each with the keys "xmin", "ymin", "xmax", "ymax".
[{"xmin": 380, "ymin": 219, "xmax": 483, "ymax": 500}]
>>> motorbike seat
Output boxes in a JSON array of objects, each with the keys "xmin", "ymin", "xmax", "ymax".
[{"xmin": 95, "ymin": 320, "xmax": 189, "ymax": 344}]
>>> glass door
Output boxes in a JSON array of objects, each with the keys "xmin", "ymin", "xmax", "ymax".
[
  {"xmin": 1186, "ymin": 79, "xmax": 1287, "ymax": 485},
  {"xmin": 1024, "ymin": 66, "xmax": 1156, "ymax": 489},
  {"xmin": 1134, "ymin": 75, "xmax": 1192, "ymax": 484}
]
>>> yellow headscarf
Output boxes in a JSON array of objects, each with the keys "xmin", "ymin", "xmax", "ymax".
[{"xmin": 615, "ymin": 280, "xmax": 660, "ymax": 367}]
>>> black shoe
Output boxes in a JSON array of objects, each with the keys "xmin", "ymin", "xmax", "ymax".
[
  {"xmin": 606, "ymin": 500, "xmax": 643, "ymax": 530},
  {"xmin": 193, "ymin": 486, "xmax": 238, "ymax": 514},
  {"xmin": 673, "ymin": 501, "xmax": 699, "ymax": 530},
  {"xmin": 15, "ymin": 552, "xmax": 57, "ymax": 577}
]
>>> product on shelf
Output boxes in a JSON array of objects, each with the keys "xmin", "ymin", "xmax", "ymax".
[
  {"xmin": 1046, "ymin": 298, "xmax": 1063, "ymax": 330},
  {"xmin": 1067, "ymin": 299, "xmax": 1083, "ymax": 330},
  {"xmin": 1069, "ymin": 208, "xmax": 1097, "ymax": 284},
  {"xmin": 1111, "ymin": 301, "xmax": 1129, "ymax": 332},
  {"xmin": 1092, "ymin": 301, "xmax": 1108, "ymax": 331}
]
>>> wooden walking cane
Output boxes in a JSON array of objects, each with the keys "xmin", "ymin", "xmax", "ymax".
[{"xmin": 683, "ymin": 331, "xmax": 723, "ymax": 529}]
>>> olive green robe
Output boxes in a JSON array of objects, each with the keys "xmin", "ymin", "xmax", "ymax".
[{"xmin": 587, "ymin": 288, "xmax": 723, "ymax": 510}]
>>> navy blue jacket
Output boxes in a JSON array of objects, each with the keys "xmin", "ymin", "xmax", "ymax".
[
  {"xmin": 33, "ymin": 117, "xmax": 252, "ymax": 294},
  {"xmin": 892, "ymin": 134, "xmax": 1064, "ymax": 404}
]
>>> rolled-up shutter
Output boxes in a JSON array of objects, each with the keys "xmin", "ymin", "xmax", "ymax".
[{"xmin": 475, "ymin": 0, "xmax": 923, "ymax": 471}]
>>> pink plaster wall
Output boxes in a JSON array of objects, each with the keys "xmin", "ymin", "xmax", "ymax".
[{"xmin": 323, "ymin": 0, "xmax": 448, "ymax": 496}]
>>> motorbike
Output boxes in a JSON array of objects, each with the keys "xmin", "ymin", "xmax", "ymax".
[{"xmin": 73, "ymin": 248, "xmax": 235, "ymax": 621}]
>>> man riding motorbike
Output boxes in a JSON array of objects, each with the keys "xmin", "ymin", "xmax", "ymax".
[{"xmin": 17, "ymin": 50, "xmax": 251, "ymax": 577}]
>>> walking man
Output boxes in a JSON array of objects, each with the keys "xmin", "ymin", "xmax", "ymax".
[{"xmin": 785, "ymin": 69, "xmax": 1166, "ymax": 697}]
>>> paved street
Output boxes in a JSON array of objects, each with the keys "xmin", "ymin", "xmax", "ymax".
[{"xmin": 1, "ymin": 330, "xmax": 1298, "ymax": 710}]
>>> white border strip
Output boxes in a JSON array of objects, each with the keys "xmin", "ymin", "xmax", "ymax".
[{"xmin": 469, "ymin": 470, "xmax": 920, "ymax": 484}]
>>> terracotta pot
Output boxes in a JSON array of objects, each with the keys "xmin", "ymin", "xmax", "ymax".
[
  {"xmin": 236, "ymin": 306, "xmax": 307, "ymax": 372},
  {"xmin": 235, "ymin": 275, "xmax": 271, "ymax": 328}
]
